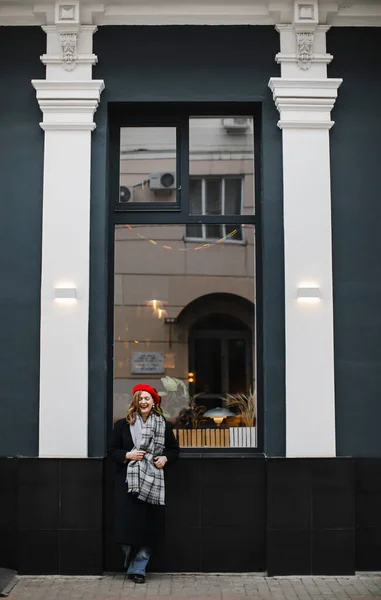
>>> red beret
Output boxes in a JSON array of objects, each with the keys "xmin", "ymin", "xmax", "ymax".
[{"xmin": 132, "ymin": 383, "xmax": 161, "ymax": 405}]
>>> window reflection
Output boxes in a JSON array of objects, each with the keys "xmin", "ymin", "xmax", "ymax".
[
  {"xmin": 189, "ymin": 117, "xmax": 254, "ymax": 216},
  {"xmin": 113, "ymin": 224, "xmax": 256, "ymax": 448},
  {"xmin": 119, "ymin": 127, "xmax": 177, "ymax": 204}
]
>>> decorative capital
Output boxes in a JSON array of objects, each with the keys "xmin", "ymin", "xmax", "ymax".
[{"xmin": 275, "ymin": 20, "xmax": 332, "ymax": 75}]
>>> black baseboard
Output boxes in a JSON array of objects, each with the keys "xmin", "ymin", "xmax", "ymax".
[{"xmin": 0, "ymin": 456, "xmax": 380, "ymax": 575}]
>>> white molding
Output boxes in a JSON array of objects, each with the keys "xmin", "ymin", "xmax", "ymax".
[
  {"xmin": 32, "ymin": 80, "xmax": 104, "ymax": 91},
  {"xmin": 277, "ymin": 120, "xmax": 334, "ymax": 129},
  {"xmin": 269, "ymin": 77, "xmax": 343, "ymax": 99},
  {"xmin": 1, "ymin": 0, "xmax": 381, "ymax": 26},
  {"xmin": 32, "ymin": 80, "xmax": 104, "ymax": 131},
  {"xmin": 32, "ymin": 79, "xmax": 105, "ymax": 97},
  {"xmin": 269, "ymin": 78, "xmax": 342, "ymax": 128},
  {"xmin": 40, "ymin": 122, "xmax": 96, "ymax": 130},
  {"xmin": 276, "ymin": 54, "xmax": 333, "ymax": 65},
  {"xmin": 41, "ymin": 54, "xmax": 98, "ymax": 66}
]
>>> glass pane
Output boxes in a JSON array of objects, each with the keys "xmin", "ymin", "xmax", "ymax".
[
  {"xmin": 189, "ymin": 179, "xmax": 202, "ymax": 214},
  {"xmin": 113, "ymin": 223, "xmax": 257, "ymax": 448},
  {"xmin": 205, "ymin": 225, "xmax": 222, "ymax": 239},
  {"xmin": 205, "ymin": 179, "xmax": 222, "ymax": 215},
  {"xmin": 119, "ymin": 127, "xmax": 177, "ymax": 205},
  {"xmin": 228, "ymin": 339, "xmax": 247, "ymax": 394},
  {"xmin": 226, "ymin": 224, "xmax": 243, "ymax": 241},
  {"xmin": 189, "ymin": 117, "xmax": 255, "ymax": 215},
  {"xmin": 225, "ymin": 178, "xmax": 242, "ymax": 215}
]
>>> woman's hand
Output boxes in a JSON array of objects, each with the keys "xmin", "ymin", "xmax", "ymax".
[
  {"xmin": 126, "ymin": 449, "xmax": 146, "ymax": 461},
  {"xmin": 153, "ymin": 456, "xmax": 168, "ymax": 469}
]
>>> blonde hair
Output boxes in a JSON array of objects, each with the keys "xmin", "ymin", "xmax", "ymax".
[{"xmin": 126, "ymin": 391, "xmax": 163, "ymax": 424}]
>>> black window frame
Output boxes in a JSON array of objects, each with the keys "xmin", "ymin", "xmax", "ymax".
[{"xmin": 108, "ymin": 102, "xmax": 264, "ymax": 456}]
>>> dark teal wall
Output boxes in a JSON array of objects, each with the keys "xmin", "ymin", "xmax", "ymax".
[
  {"xmin": 0, "ymin": 28, "xmax": 45, "ymax": 456},
  {"xmin": 90, "ymin": 26, "xmax": 285, "ymax": 457},
  {"xmin": 328, "ymin": 29, "xmax": 381, "ymax": 456}
]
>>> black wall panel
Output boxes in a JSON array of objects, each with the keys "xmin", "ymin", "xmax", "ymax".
[
  {"xmin": 90, "ymin": 26, "xmax": 285, "ymax": 458},
  {"xmin": 0, "ymin": 28, "xmax": 45, "ymax": 456},
  {"xmin": 0, "ymin": 458, "xmax": 103, "ymax": 575},
  {"xmin": 355, "ymin": 458, "xmax": 381, "ymax": 570},
  {"xmin": 0, "ymin": 458, "xmax": 18, "ymax": 570},
  {"xmin": 266, "ymin": 458, "xmax": 355, "ymax": 576},
  {"xmin": 328, "ymin": 28, "xmax": 381, "ymax": 457}
]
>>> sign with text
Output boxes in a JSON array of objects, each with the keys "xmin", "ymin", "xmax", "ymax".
[{"xmin": 131, "ymin": 352, "xmax": 164, "ymax": 374}]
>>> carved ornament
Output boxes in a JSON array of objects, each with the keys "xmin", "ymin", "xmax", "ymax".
[
  {"xmin": 296, "ymin": 31, "xmax": 313, "ymax": 70},
  {"xmin": 60, "ymin": 32, "xmax": 78, "ymax": 71}
]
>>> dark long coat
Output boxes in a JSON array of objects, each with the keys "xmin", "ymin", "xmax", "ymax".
[{"xmin": 108, "ymin": 417, "xmax": 180, "ymax": 548}]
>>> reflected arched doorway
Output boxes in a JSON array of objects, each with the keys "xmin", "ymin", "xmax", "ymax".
[
  {"xmin": 177, "ymin": 293, "xmax": 255, "ymax": 410},
  {"xmin": 190, "ymin": 313, "xmax": 252, "ymax": 398}
]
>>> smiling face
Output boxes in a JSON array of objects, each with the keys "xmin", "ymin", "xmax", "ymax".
[{"xmin": 138, "ymin": 391, "xmax": 154, "ymax": 419}]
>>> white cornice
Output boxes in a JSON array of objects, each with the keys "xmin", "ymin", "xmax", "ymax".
[
  {"xmin": 32, "ymin": 79, "xmax": 105, "ymax": 96},
  {"xmin": 269, "ymin": 77, "xmax": 343, "ymax": 93},
  {"xmin": 32, "ymin": 79, "xmax": 105, "ymax": 130},
  {"xmin": 268, "ymin": 76, "xmax": 342, "ymax": 130},
  {"xmin": 1, "ymin": 0, "xmax": 381, "ymax": 27}
]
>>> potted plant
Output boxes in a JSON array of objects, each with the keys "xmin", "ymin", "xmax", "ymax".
[{"xmin": 223, "ymin": 390, "xmax": 256, "ymax": 426}]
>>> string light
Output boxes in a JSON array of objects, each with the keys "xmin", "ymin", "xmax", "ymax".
[{"xmin": 121, "ymin": 224, "xmax": 246, "ymax": 252}]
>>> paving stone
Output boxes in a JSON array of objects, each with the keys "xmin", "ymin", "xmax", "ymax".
[{"xmin": 6, "ymin": 575, "xmax": 381, "ymax": 600}]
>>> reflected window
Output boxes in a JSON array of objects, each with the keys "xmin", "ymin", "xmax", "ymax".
[
  {"xmin": 189, "ymin": 117, "xmax": 254, "ymax": 216},
  {"xmin": 119, "ymin": 127, "xmax": 177, "ymax": 205},
  {"xmin": 113, "ymin": 224, "xmax": 256, "ymax": 449},
  {"xmin": 187, "ymin": 177, "xmax": 243, "ymax": 240}
]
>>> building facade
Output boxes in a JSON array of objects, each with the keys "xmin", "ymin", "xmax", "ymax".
[{"xmin": 1, "ymin": 0, "xmax": 381, "ymax": 576}]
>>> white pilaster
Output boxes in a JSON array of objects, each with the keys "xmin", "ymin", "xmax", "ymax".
[
  {"xmin": 269, "ymin": 1, "xmax": 342, "ymax": 457},
  {"xmin": 33, "ymin": 1, "xmax": 104, "ymax": 457}
]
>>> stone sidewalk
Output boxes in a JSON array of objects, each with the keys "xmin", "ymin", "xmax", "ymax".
[{"xmin": 6, "ymin": 574, "xmax": 381, "ymax": 600}]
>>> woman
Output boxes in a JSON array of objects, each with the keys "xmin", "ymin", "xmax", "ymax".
[{"xmin": 108, "ymin": 383, "xmax": 180, "ymax": 583}]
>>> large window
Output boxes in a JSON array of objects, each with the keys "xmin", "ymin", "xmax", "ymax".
[
  {"xmin": 113, "ymin": 224, "xmax": 256, "ymax": 448},
  {"xmin": 110, "ymin": 106, "xmax": 259, "ymax": 451}
]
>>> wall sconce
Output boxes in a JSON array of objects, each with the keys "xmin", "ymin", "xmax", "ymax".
[
  {"xmin": 164, "ymin": 317, "xmax": 178, "ymax": 349},
  {"xmin": 188, "ymin": 372, "xmax": 195, "ymax": 384},
  {"xmin": 297, "ymin": 285, "xmax": 321, "ymax": 303},
  {"xmin": 54, "ymin": 286, "xmax": 77, "ymax": 302}
]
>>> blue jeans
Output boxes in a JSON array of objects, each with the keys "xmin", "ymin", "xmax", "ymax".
[{"xmin": 122, "ymin": 544, "xmax": 151, "ymax": 576}]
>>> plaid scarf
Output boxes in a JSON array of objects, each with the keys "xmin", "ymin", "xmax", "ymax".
[{"xmin": 126, "ymin": 412, "xmax": 166, "ymax": 505}]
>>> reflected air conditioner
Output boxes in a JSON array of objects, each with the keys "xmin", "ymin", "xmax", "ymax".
[
  {"xmin": 149, "ymin": 172, "xmax": 176, "ymax": 190},
  {"xmin": 119, "ymin": 186, "xmax": 134, "ymax": 203},
  {"xmin": 222, "ymin": 117, "xmax": 250, "ymax": 132}
]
